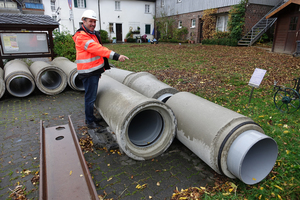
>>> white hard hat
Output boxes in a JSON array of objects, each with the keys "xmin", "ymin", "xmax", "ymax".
[{"xmin": 81, "ymin": 10, "xmax": 98, "ymax": 21}]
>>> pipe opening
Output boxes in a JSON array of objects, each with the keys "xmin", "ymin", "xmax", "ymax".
[
  {"xmin": 9, "ymin": 76, "xmax": 34, "ymax": 97},
  {"xmin": 41, "ymin": 71, "xmax": 62, "ymax": 90},
  {"xmin": 227, "ymin": 130, "xmax": 278, "ymax": 185},
  {"xmin": 128, "ymin": 110, "xmax": 164, "ymax": 147},
  {"xmin": 74, "ymin": 75, "xmax": 84, "ymax": 90}
]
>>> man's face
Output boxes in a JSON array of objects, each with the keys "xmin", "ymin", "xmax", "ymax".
[{"xmin": 83, "ymin": 18, "xmax": 96, "ymax": 32}]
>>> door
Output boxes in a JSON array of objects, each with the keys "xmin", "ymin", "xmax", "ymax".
[
  {"xmin": 285, "ymin": 15, "xmax": 299, "ymax": 53},
  {"xmin": 198, "ymin": 19, "xmax": 203, "ymax": 43},
  {"xmin": 116, "ymin": 23, "xmax": 122, "ymax": 42}
]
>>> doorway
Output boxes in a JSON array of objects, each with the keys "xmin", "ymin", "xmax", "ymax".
[{"xmin": 116, "ymin": 23, "xmax": 122, "ymax": 42}]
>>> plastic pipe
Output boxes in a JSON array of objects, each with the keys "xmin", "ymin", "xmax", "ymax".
[
  {"xmin": 123, "ymin": 72, "xmax": 178, "ymax": 102},
  {"xmin": 4, "ymin": 60, "xmax": 35, "ymax": 98},
  {"xmin": 51, "ymin": 57, "xmax": 84, "ymax": 91},
  {"xmin": 95, "ymin": 75, "xmax": 177, "ymax": 160},
  {"xmin": 165, "ymin": 92, "xmax": 278, "ymax": 185},
  {"xmin": 103, "ymin": 67, "xmax": 135, "ymax": 83},
  {"xmin": 0, "ymin": 68, "xmax": 5, "ymax": 99},
  {"xmin": 29, "ymin": 61, "xmax": 67, "ymax": 95}
]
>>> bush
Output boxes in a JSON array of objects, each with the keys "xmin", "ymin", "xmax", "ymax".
[
  {"xmin": 228, "ymin": 0, "xmax": 246, "ymax": 41},
  {"xmin": 127, "ymin": 38, "xmax": 136, "ymax": 43},
  {"xmin": 53, "ymin": 30, "xmax": 76, "ymax": 62},
  {"xmin": 169, "ymin": 38, "xmax": 180, "ymax": 43},
  {"xmin": 173, "ymin": 27, "xmax": 188, "ymax": 40},
  {"xmin": 99, "ymin": 30, "xmax": 110, "ymax": 43},
  {"xmin": 202, "ymin": 38, "xmax": 238, "ymax": 46}
]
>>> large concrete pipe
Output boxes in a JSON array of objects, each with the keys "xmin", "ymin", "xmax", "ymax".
[
  {"xmin": 95, "ymin": 75, "xmax": 177, "ymax": 160},
  {"xmin": 29, "ymin": 61, "xmax": 67, "ymax": 95},
  {"xmin": 165, "ymin": 92, "xmax": 278, "ymax": 185},
  {"xmin": 4, "ymin": 60, "xmax": 35, "ymax": 97},
  {"xmin": 0, "ymin": 68, "xmax": 5, "ymax": 99},
  {"xmin": 103, "ymin": 67, "xmax": 135, "ymax": 83},
  {"xmin": 51, "ymin": 57, "xmax": 84, "ymax": 91},
  {"xmin": 123, "ymin": 72, "xmax": 178, "ymax": 102}
]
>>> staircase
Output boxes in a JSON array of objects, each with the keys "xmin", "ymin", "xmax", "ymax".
[{"xmin": 238, "ymin": 0, "xmax": 285, "ymax": 47}]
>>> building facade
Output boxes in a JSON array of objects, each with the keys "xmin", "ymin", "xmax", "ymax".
[{"xmin": 155, "ymin": 0, "xmax": 284, "ymax": 43}]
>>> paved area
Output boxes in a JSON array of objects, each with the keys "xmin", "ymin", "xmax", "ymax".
[{"xmin": 0, "ymin": 87, "xmax": 216, "ymax": 200}]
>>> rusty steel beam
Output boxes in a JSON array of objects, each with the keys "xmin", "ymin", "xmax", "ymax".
[{"xmin": 39, "ymin": 116, "xmax": 98, "ymax": 200}]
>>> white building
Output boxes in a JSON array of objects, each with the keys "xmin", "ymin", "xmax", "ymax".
[{"xmin": 46, "ymin": 0, "xmax": 155, "ymax": 42}]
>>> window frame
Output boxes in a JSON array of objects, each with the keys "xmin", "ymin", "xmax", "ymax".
[
  {"xmin": 115, "ymin": 1, "xmax": 120, "ymax": 10},
  {"xmin": 161, "ymin": 0, "xmax": 165, "ymax": 7},
  {"xmin": 178, "ymin": 20, "xmax": 182, "ymax": 28},
  {"xmin": 51, "ymin": 0, "xmax": 55, "ymax": 12},
  {"xmin": 145, "ymin": 4, "xmax": 150, "ymax": 13},
  {"xmin": 145, "ymin": 24, "xmax": 151, "ymax": 34},
  {"xmin": 191, "ymin": 19, "xmax": 196, "ymax": 28}
]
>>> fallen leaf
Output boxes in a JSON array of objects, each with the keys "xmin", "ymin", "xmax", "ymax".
[{"xmin": 69, "ymin": 171, "xmax": 72, "ymax": 175}]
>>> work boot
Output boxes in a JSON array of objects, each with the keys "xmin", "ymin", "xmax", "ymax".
[{"xmin": 86, "ymin": 122, "xmax": 99, "ymax": 129}]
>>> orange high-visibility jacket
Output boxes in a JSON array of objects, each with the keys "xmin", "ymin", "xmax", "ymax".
[{"xmin": 73, "ymin": 27, "xmax": 119, "ymax": 79}]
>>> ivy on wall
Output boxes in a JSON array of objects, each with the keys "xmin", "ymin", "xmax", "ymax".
[
  {"xmin": 228, "ymin": 0, "xmax": 247, "ymax": 41},
  {"xmin": 202, "ymin": 8, "xmax": 217, "ymax": 39}
]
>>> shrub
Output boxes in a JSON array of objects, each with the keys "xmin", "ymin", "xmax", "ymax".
[
  {"xmin": 127, "ymin": 38, "xmax": 136, "ymax": 43},
  {"xmin": 53, "ymin": 30, "xmax": 76, "ymax": 62},
  {"xmin": 173, "ymin": 27, "xmax": 189, "ymax": 40},
  {"xmin": 169, "ymin": 38, "xmax": 179, "ymax": 43},
  {"xmin": 202, "ymin": 38, "xmax": 238, "ymax": 46},
  {"xmin": 99, "ymin": 30, "xmax": 110, "ymax": 43},
  {"xmin": 228, "ymin": 0, "xmax": 246, "ymax": 41},
  {"xmin": 213, "ymin": 31, "xmax": 230, "ymax": 39}
]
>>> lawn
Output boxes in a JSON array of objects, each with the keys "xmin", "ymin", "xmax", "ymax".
[{"xmin": 106, "ymin": 43, "xmax": 300, "ymax": 199}]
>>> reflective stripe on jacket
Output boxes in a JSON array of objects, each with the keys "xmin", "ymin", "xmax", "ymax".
[{"xmin": 73, "ymin": 30, "xmax": 115, "ymax": 75}]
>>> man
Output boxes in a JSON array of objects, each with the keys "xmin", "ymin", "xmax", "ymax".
[{"xmin": 73, "ymin": 10, "xmax": 129, "ymax": 129}]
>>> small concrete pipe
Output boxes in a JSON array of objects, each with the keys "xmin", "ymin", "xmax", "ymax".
[
  {"xmin": 123, "ymin": 72, "xmax": 178, "ymax": 102},
  {"xmin": 4, "ymin": 60, "xmax": 35, "ymax": 98},
  {"xmin": 0, "ymin": 68, "xmax": 5, "ymax": 99},
  {"xmin": 103, "ymin": 67, "xmax": 135, "ymax": 83},
  {"xmin": 29, "ymin": 61, "xmax": 67, "ymax": 95},
  {"xmin": 95, "ymin": 75, "xmax": 177, "ymax": 160},
  {"xmin": 165, "ymin": 92, "xmax": 278, "ymax": 185},
  {"xmin": 51, "ymin": 57, "xmax": 84, "ymax": 91}
]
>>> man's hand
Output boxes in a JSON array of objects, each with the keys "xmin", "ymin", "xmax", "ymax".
[{"xmin": 118, "ymin": 55, "xmax": 129, "ymax": 62}]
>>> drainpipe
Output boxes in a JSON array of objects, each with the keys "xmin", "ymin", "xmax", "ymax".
[
  {"xmin": 29, "ymin": 61, "xmax": 67, "ymax": 95},
  {"xmin": 0, "ymin": 68, "xmax": 5, "ymax": 99},
  {"xmin": 165, "ymin": 92, "xmax": 278, "ymax": 185},
  {"xmin": 4, "ymin": 60, "xmax": 35, "ymax": 98},
  {"xmin": 95, "ymin": 75, "xmax": 177, "ymax": 160}
]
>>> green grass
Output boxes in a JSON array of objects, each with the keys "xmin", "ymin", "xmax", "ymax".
[{"xmin": 105, "ymin": 43, "xmax": 300, "ymax": 199}]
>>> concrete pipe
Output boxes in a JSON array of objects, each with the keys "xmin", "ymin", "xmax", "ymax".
[
  {"xmin": 123, "ymin": 72, "xmax": 178, "ymax": 102},
  {"xmin": 0, "ymin": 68, "xmax": 5, "ymax": 99},
  {"xmin": 51, "ymin": 57, "xmax": 84, "ymax": 91},
  {"xmin": 103, "ymin": 67, "xmax": 135, "ymax": 83},
  {"xmin": 4, "ymin": 60, "xmax": 35, "ymax": 98},
  {"xmin": 29, "ymin": 61, "xmax": 67, "ymax": 95},
  {"xmin": 95, "ymin": 75, "xmax": 177, "ymax": 160},
  {"xmin": 165, "ymin": 92, "xmax": 278, "ymax": 185}
]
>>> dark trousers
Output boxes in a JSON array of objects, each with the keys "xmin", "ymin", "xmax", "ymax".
[{"xmin": 82, "ymin": 75, "xmax": 100, "ymax": 124}]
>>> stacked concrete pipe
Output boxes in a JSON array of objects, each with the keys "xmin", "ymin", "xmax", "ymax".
[
  {"xmin": 122, "ymin": 72, "xmax": 179, "ymax": 102},
  {"xmin": 95, "ymin": 75, "xmax": 177, "ymax": 160},
  {"xmin": 0, "ymin": 68, "xmax": 5, "ymax": 99},
  {"xmin": 29, "ymin": 61, "xmax": 67, "ymax": 95},
  {"xmin": 4, "ymin": 60, "xmax": 35, "ymax": 97},
  {"xmin": 51, "ymin": 57, "xmax": 84, "ymax": 91},
  {"xmin": 165, "ymin": 92, "xmax": 278, "ymax": 185},
  {"xmin": 103, "ymin": 67, "xmax": 135, "ymax": 83}
]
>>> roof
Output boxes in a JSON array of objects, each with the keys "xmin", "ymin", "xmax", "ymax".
[
  {"xmin": 0, "ymin": 13, "xmax": 59, "ymax": 30},
  {"xmin": 266, "ymin": 0, "xmax": 300, "ymax": 19}
]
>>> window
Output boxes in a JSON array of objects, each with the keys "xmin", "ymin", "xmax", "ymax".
[
  {"xmin": 52, "ymin": 15, "xmax": 57, "ymax": 21},
  {"xmin": 161, "ymin": 0, "xmax": 165, "ymax": 7},
  {"xmin": 115, "ymin": 1, "xmax": 120, "ymax": 10},
  {"xmin": 216, "ymin": 15, "xmax": 229, "ymax": 32},
  {"xmin": 145, "ymin": 4, "xmax": 150, "ymax": 13},
  {"xmin": 51, "ymin": 0, "xmax": 55, "ymax": 12},
  {"xmin": 74, "ymin": 0, "xmax": 85, "ymax": 8},
  {"xmin": 289, "ymin": 16, "xmax": 298, "ymax": 30},
  {"xmin": 178, "ymin": 20, "xmax": 182, "ymax": 28},
  {"xmin": 109, "ymin": 23, "xmax": 114, "ymax": 33},
  {"xmin": 145, "ymin": 24, "xmax": 151, "ymax": 34},
  {"xmin": 191, "ymin": 19, "xmax": 196, "ymax": 28}
]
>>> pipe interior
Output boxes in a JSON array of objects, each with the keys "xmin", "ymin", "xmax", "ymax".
[
  {"xmin": 74, "ymin": 75, "xmax": 84, "ymax": 90},
  {"xmin": 240, "ymin": 138, "xmax": 278, "ymax": 184},
  {"xmin": 9, "ymin": 76, "xmax": 34, "ymax": 97},
  {"xmin": 41, "ymin": 71, "xmax": 62, "ymax": 89},
  {"xmin": 128, "ymin": 110, "xmax": 164, "ymax": 146}
]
